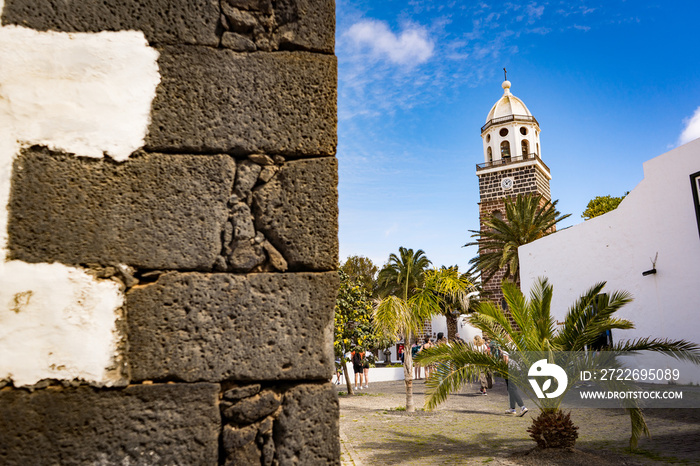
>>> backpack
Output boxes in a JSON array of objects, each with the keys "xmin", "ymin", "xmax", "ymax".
[
  {"xmin": 411, "ymin": 344, "xmax": 420, "ymax": 357},
  {"xmin": 489, "ymin": 341, "xmax": 501, "ymax": 360}
]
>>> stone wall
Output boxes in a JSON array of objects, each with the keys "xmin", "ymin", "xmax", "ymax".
[
  {"xmin": 0, "ymin": 1, "xmax": 339, "ymax": 464},
  {"xmin": 477, "ymin": 165, "xmax": 550, "ymax": 203}
]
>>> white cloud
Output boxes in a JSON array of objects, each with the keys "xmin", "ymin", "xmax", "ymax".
[
  {"xmin": 335, "ymin": 1, "xmax": 604, "ymax": 122},
  {"xmin": 526, "ymin": 3, "xmax": 545, "ymax": 23},
  {"xmin": 679, "ymin": 106, "xmax": 700, "ymax": 145},
  {"xmin": 346, "ymin": 20, "xmax": 435, "ymax": 67}
]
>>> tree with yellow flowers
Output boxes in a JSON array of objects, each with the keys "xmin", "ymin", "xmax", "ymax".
[{"xmin": 334, "ymin": 270, "xmax": 379, "ymax": 395}]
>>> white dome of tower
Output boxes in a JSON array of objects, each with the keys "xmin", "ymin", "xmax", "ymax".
[
  {"xmin": 479, "ymin": 78, "xmax": 546, "ymax": 175},
  {"xmin": 485, "ymin": 80, "xmax": 533, "ymax": 122}
]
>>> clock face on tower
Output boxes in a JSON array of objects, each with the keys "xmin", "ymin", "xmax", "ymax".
[{"xmin": 501, "ymin": 177, "xmax": 514, "ymax": 190}]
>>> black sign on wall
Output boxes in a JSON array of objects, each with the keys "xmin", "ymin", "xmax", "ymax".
[{"xmin": 692, "ymin": 170, "xmax": 700, "ymax": 239}]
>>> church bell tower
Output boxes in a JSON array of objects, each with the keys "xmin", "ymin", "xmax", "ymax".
[{"xmin": 476, "ymin": 77, "xmax": 552, "ymax": 303}]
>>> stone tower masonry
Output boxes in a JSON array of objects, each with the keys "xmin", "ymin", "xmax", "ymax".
[
  {"xmin": 0, "ymin": 1, "xmax": 340, "ymax": 464},
  {"xmin": 476, "ymin": 79, "xmax": 551, "ymax": 306}
]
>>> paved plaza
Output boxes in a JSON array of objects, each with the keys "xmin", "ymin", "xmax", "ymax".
[{"xmin": 337, "ymin": 378, "xmax": 700, "ymax": 465}]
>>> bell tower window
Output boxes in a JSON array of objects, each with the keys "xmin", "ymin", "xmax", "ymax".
[
  {"xmin": 500, "ymin": 141, "xmax": 511, "ymax": 158},
  {"xmin": 487, "ymin": 146, "xmax": 493, "ymax": 162},
  {"xmin": 521, "ymin": 140, "xmax": 529, "ymax": 156}
]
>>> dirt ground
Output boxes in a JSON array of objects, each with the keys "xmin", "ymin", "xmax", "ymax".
[{"xmin": 337, "ymin": 378, "xmax": 700, "ymax": 465}]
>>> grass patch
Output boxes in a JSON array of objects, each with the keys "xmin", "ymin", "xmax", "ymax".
[
  {"xmin": 628, "ymin": 448, "xmax": 689, "ymax": 464},
  {"xmin": 381, "ymin": 406, "xmax": 429, "ymax": 415},
  {"xmin": 384, "ymin": 406, "xmax": 406, "ymax": 412}
]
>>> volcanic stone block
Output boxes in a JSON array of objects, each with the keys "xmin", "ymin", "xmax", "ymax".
[
  {"xmin": 252, "ymin": 157, "xmax": 338, "ymax": 271},
  {"xmin": 222, "ymin": 389, "xmax": 281, "ymax": 423},
  {"xmin": 275, "ymin": 0, "xmax": 335, "ymax": 53},
  {"xmin": 220, "ymin": 0, "xmax": 334, "ymax": 53},
  {"xmin": 0, "ymin": 0, "xmax": 220, "ymax": 46},
  {"xmin": 146, "ymin": 48, "xmax": 337, "ymax": 157},
  {"xmin": 126, "ymin": 272, "xmax": 337, "ymax": 382},
  {"xmin": 224, "ymin": 384, "xmax": 261, "ymax": 401},
  {"xmin": 7, "ymin": 148, "xmax": 234, "ymax": 270},
  {"xmin": 0, "ymin": 383, "xmax": 221, "ymax": 465},
  {"xmin": 275, "ymin": 383, "xmax": 340, "ymax": 464}
]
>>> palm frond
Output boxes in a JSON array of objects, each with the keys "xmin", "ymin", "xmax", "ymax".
[
  {"xmin": 627, "ymin": 407, "xmax": 650, "ymax": 449},
  {"xmin": 466, "ymin": 312, "xmax": 513, "ymax": 351},
  {"xmin": 373, "ymin": 295, "xmax": 410, "ymax": 339},
  {"xmin": 377, "ymin": 247, "xmax": 432, "ymax": 300},
  {"xmin": 527, "ymin": 278, "xmax": 556, "ymax": 344},
  {"xmin": 553, "ymin": 282, "xmax": 630, "ymax": 351},
  {"xmin": 424, "ymin": 363, "xmax": 474, "ymax": 410},
  {"xmin": 610, "ymin": 337, "xmax": 700, "ymax": 364},
  {"xmin": 418, "ymin": 343, "xmax": 508, "ymax": 410},
  {"xmin": 466, "ymin": 194, "xmax": 570, "ymax": 283},
  {"xmin": 502, "ymin": 280, "xmax": 531, "ymax": 342},
  {"xmin": 408, "ymin": 287, "xmax": 442, "ymax": 328}
]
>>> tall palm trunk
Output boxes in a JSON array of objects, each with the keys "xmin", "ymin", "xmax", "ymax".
[
  {"xmin": 446, "ymin": 313, "xmax": 458, "ymax": 340},
  {"xmin": 403, "ymin": 331, "xmax": 414, "ymax": 412},
  {"xmin": 402, "ymin": 273, "xmax": 415, "ymax": 412},
  {"xmin": 342, "ymin": 359, "xmax": 353, "ymax": 395}
]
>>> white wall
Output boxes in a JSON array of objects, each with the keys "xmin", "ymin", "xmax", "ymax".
[
  {"xmin": 520, "ymin": 139, "xmax": 700, "ymax": 350},
  {"xmin": 457, "ymin": 317, "xmax": 482, "ymax": 343},
  {"xmin": 0, "ymin": 17, "xmax": 160, "ymax": 386}
]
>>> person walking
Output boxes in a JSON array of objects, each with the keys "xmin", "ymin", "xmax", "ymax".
[
  {"xmin": 362, "ymin": 355, "xmax": 370, "ymax": 389},
  {"xmin": 473, "ymin": 335, "xmax": 489, "ymax": 395},
  {"xmin": 502, "ymin": 350, "xmax": 528, "ymax": 416},
  {"xmin": 482, "ymin": 336, "xmax": 494, "ymax": 389},
  {"xmin": 422, "ymin": 337, "xmax": 434, "ymax": 378},
  {"xmin": 334, "ymin": 358, "xmax": 343, "ymax": 385},
  {"xmin": 352, "ymin": 349, "xmax": 364, "ymax": 390},
  {"xmin": 412, "ymin": 339, "xmax": 423, "ymax": 379}
]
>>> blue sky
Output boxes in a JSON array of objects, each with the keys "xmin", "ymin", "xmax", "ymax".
[{"xmin": 335, "ymin": 0, "xmax": 700, "ymax": 271}]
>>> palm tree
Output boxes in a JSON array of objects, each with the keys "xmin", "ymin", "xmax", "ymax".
[
  {"xmin": 465, "ymin": 194, "xmax": 570, "ymax": 285},
  {"xmin": 436, "ymin": 266, "xmax": 477, "ymax": 340},
  {"xmin": 376, "ymin": 247, "xmax": 431, "ymax": 300},
  {"xmin": 417, "ymin": 278, "xmax": 700, "ymax": 449},
  {"xmin": 374, "ymin": 266, "xmax": 474, "ymax": 412}
]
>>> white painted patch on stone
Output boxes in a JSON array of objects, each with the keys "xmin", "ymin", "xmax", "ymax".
[
  {"xmin": 0, "ymin": 263, "xmax": 125, "ymax": 386},
  {"xmin": 0, "ymin": 26, "xmax": 159, "ymax": 161},
  {"xmin": 0, "ymin": 19, "xmax": 161, "ymax": 386}
]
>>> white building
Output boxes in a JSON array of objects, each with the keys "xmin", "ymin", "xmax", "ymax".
[{"xmin": 519, "ymin": 138, "xmax": 700, "ymax": 382}]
